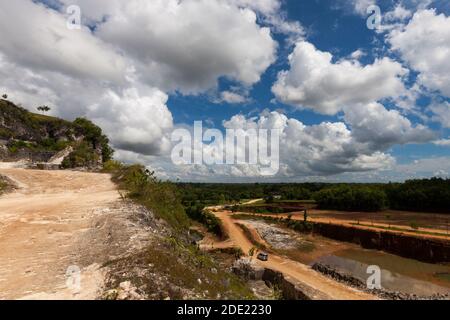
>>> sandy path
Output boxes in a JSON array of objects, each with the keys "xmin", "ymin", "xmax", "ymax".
[
  {"xmin": 0, "ymin": 168, "xmax": 147, "ymax": 300},
  {"xmin": 212, "ymin": 209, "xmax": 376, "ymax": 300}
]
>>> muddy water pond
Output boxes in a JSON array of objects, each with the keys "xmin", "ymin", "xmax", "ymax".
[
  {"xmin": 243, "ymin": 219, "xmax": 450, "ymax": 297},
  {"xmin": 318, "ymin": 250, "xmax": 450, "ymax": 296}
]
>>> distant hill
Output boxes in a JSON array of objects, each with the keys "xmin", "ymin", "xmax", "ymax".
[{"xmin": 0, "ymin": 98, "xmax": 113, "ymax": 169}]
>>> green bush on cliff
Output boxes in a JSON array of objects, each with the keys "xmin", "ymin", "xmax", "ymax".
[
  {"xmin": 61, "ymin": 142, "xmax": 99, "ymax": 168},
  {"xmin": 1, "ymin": 101, "xmax": 114, "ymax": 166},
  {"xmin": 60, "ymin": 118, "xmax": 114, "ymax": 168},
  {"xmin": 73, "ymin": 118, "xmax": 114, "ymax": 163},
  {"xmin": 109, "ymin": 164, "xmax": 190, "ymax": 230}
]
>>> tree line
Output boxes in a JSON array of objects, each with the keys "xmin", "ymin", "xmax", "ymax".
[{"xmin": 178, "ymin": 178, "xmax": 450, "ymax": 213}]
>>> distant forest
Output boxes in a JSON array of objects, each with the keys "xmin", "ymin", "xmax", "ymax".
[{"xmin": 178, "ymin": 178, "xmax": 450, "ymax": 214}]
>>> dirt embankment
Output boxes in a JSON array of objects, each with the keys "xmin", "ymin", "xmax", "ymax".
[
  {"xmin": 311, "ymin": 222, "xmax": 450, "ymax": 264},
  {"xmin": 0, "ymin": 168, "xmax": 159, "ymax": 300}
]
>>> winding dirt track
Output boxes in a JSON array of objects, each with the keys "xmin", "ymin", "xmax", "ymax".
[
  {"xmin": 0, "ymin": 168, "xmax": 122, "ymax": 300},
  {"xmin": 211, "ymin": 208, "xmax": 377, "ymax": 300}
]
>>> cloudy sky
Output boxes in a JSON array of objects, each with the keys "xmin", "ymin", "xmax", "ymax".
[{"xmin": 0, "ymin": 0, "xmax": 449, "ymax": 182}]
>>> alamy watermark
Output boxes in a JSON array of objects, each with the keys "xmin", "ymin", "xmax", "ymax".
[
  {"xmin": 66, "ymin": 265, "xmax": 81, "ymax": 294},
  {"xmin": 367, "ymin": 5, "xmax": 382, "ymax": 30},
  {"xmin": 367, "ymin": 265, "xmax": 382, "ymax": 290},
  {"xmin": 66, "ymin": 5, "xmax": 81, "ymax": 30},
  {"xmin": 171, "ymin": 121, "xmax": 280, "ymax": 176}
]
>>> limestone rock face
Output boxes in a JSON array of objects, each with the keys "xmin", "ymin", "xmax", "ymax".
[{"xmin": 0, "ymin": 99, "xmax": 111, "ymax": 169}]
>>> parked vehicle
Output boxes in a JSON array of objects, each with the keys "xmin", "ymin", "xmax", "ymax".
[{"xmin": 257, "ymin": 252, "xmax": 269, "ymax": 262}]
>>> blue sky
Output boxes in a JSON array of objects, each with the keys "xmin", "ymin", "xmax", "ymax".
[
  {"xmin": 168, "ymin": 0, "xmax": 450, "ymax": 170},
  {"xmin": 1, "ymin": 0, "xmax": 450, "ymax": 181}
]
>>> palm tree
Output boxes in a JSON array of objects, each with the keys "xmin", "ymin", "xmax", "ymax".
[{"xmin": 37, "ymin": 105, "xmax": 51, "ymax": 114}]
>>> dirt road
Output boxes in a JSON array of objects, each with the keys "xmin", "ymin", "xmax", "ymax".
[
  {"xmin": 211, "ymin": 209, "xmax": 376, "ymax": 300},
  {"xmin": 0, "ymin": 168, "xmax": 153, "ymax": 300},
  {"xmin": 246, "ymin": 212, "xmax": 450, "ymax": 241}
]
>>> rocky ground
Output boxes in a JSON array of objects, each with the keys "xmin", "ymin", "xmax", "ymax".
[{"xmin": 242, "ymin": 220, "xmax": 310, "ymax": 250}]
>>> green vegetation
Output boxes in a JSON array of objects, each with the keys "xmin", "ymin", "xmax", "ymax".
[
  {"xmin": 7, "ymin": 138, "xmax": 69, "ymax": 154},
  {"xmin": 61, "ymin": 141, "xmax": 99, "ymax": 168},
  {"xmin": 385, "ymin": 178, "xmax": 450, "ymax": 213},
  {"xmin": 57, "ymin": 118, "xmax": 114, "ymax": 169},
  {"xmin": 236, "ymin": 204, "xmax": 287, "ymax": 214},
  {"xmin": 0, "ymin": 100, "xmax": 72, "ymax": 137},
  {"xmin": 60, "ymin": 118, "xmax": 114, "ymax": 168},
  {"xmin": 185, "ymin": 206, "xmax": 225, "ymax": 238},
  {"xmin": 178, "ymin": 178, "xmax": 450, "ymax": 214},
  {"xmin": 286, "ymin": 219, "xmax": 313, "ymax": 233},
  {"xmin": 104, "ymin": 236, "xmax": 254, "ymax": 300},
  {"xmin": 178, "ymin": 183, "xmax": 324, "ymax": 205},
  {"xmin": 72, "ymin": 118, "xmax": 114, "ymax": 163},
  {"xmin": 106, "ymin": 162, "xmax": 190, "ymax": 230},
  {"xmin": 37, "ymin": 105, "xmax": 51, "ymax": 114},
  {"xmin": 1, "ymin": 100, "xmax": 113, "ymax": 167},
  {"xmin": 313, "ymin": 185, "xmax": 388, "ymax": 212},
  {"xmin": 102, "ymin": 162, "xmax": 253, "ymax": 299}
]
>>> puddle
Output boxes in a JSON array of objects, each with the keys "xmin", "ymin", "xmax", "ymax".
[{"xmin": 316, "ymin": 251, "xmax": 450, "ymax": 296}]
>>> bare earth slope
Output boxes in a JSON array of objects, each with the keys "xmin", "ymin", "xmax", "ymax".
[{"xmin": 0, "ymin": 168, "xmax": 154, "ymax": 300}]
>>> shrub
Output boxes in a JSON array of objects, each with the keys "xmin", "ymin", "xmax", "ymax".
[
  {"xmin": 286, "ymin": 220, "xmax": 313, "ymax": 233},
  {"xmin": 102, "ymin": 160, "xmax": 124, "ymax": 173},
  {"xmin": 61, "ymin": 142, "xmax": 99, "ymax": 168},
  {"xmin": 185, "ymin": 205, "xmax": 225, "ymax": 238},
  {"xmin": 111, "ymin": 164, "xmax": 190, "ymax": 231},
  {"xmin": 73, "ymin": 118, "xmax": 114, "ymax": 162}
]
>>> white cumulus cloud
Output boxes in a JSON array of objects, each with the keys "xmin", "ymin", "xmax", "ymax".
[
  {"xmin": 272, "ymin": 41, "xmax": 408, "ymax": 115},
  {"xmin": 389, "ymin": 9, "xmax": 450, "ymax": 97}
]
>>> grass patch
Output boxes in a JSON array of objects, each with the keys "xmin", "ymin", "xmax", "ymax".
[
  {"xmin": 434, "ymin": 272, "xmax": 450, "ymax": 283},
  {"xmin": 232, "ymin": 213, "xmax": 283, "ymax": 222},
  {"xmin": 210, "ymin": 247, "xmax": 245, "ymax": 258}
]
